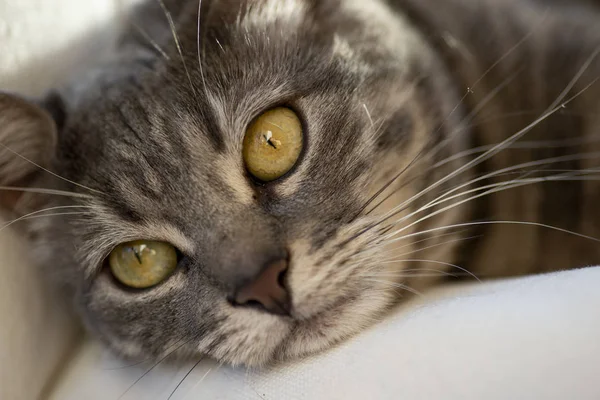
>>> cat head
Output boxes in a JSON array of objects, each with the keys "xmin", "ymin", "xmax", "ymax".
[{"xmin": 0, "ymin": 0, "xmax": 465, "ymax": 366}]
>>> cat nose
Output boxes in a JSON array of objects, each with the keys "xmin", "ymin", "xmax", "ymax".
[{"xmin": 233, "ymin": 258, "xmax": 291, "ymax": 316}]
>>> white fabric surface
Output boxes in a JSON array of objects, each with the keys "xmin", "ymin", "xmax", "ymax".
[
  {"xmin": 2, "ymin": 1, "xmax": 600, "ymax": 399},
  {"xmin": 0, "ymin": 1, "xmax": 138, "ymax": 398},
  {"xmin": 0, "ymin": 218, "xmax": 78, "ymax": 400},
  {"xmin": 49, "ymin": 268, "xmax": 600, "ymax": 400}
]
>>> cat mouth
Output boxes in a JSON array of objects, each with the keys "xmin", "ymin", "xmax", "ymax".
[{"xmin": 290, "ymin": 293, "xmax": 354, "ymax": 323}]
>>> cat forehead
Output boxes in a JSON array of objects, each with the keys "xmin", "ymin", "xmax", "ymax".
[{"xmin": 58, "ymin": 0, "xmax": 422, "ymax": 222}]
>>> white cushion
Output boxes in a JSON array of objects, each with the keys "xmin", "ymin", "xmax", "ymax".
[{"xmin": 49, "ymin": 267, "xmax": 600, "ymax": 400}]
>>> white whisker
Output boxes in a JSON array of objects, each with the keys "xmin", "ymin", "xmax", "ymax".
[
  {"xmin": 407, "ymin": 157, "xmax": 600, "ymax": 219},
  {"xmin": 1, "ymin": 206, "xmax": 92, "ymax": 233},
  {"xmin": 354, "ymin": 233, "xmax": 477, "ymax": 265},
  {"xmin": 429, "ymin": 68, "xmax": 523, "ymax": 159},
  {"xmin": 363, "ymin": 279, "xmax": 424, "ymax": 297},
  {"xmin": 377, "ymin": 259, "xmax": 481, "ymax": 282},
  {"xmin": 547, "ymin": 44, "xmax": 600, "ymax": 111},
  {"xmin": 366, "ymin": 39, "xmax": 598, "ymax": 225},
  {"xmin": 215, "ymin": 38, "xmax": 225, "ymax": 53},
  {"xmin": 131, "ymin": 21, "xmax": 170, "ymax": 60},
  {"xmin": 0, "ymin": 186, "xmax": 91, "ymax": 198},
  {"xmin": 384, "ymin": 171, "xmax": 600, "ymax": 243},
  {"xmin": 197, "ymin": 0, "xmax": 208, "ymax": 95},
  {"xmin": 0, "ymin": 142, "xmax": 103, "ymax": 195},
  {"xmin": 392, "ymin": 235, "xmax": 480, "ymax": 259},
  {"xmin": 366, "ymin": 267, "xmax": 460, "ymax": 278},
  {"xmin": 376, "ymin": 153, "xmax": 600, "ymax": 235},
  {"xmin": 20, "ymin": 211, "xmax": 89, "ymax": 220},
  {"xmin": 183, "ymin": 367, "xmax": 214, "ymax": 400},
  {"xmin": 157, "ymin": 0, "xmax": 198, "ymax": 98},
  {"xmin": 390, "ymin": 220, "xmax": 600, "ymax": 246},
  {"xmin": 363, "ymin": 103, "xmax": 375, "ymax": 129},
  {"xmin": 433, "ymin": 130, "xmax": 600, "ymax": 169},
  {"xmin": 376, "ymin": 79, "xmax": 598, "ymax": 228},
  {"xmin": 364, "ymin": 272, "xmax": 460, "ymax": 279},
  {"xmin": 372, "ymin": 228, "xmax": 470, "ymax": 255},
  {"xmin": 362, "ymin": 16, "xmax": 548, "ymax": 213}
]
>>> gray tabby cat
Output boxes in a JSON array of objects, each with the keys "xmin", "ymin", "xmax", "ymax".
[{"xmin": 1, "ymin": 0, "xmax": 600, "ymax": 367}]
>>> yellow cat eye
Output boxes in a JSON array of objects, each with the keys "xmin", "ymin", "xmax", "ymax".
[
  {"xmin": 108, "ymin": 240, "xmax": 178, "ymax": 289},
  {"xmin": 243, "ymin": 107, "xmax": 303, "ymax": 182}
]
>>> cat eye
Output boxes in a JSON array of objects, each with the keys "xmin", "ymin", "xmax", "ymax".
[
  {"xmin": 243, "ymin": 107, "xmax": 304, "ymax": 182},
  {"xmin": 108, "ymin": 240, "xmax": 178, "ymax": 289}
]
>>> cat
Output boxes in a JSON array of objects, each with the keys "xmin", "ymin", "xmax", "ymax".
[{"xmin": 1, "ymin": 0, "xmax": 600, "ymax": 368}]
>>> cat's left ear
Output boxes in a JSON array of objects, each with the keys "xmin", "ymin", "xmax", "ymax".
[{"xmin": 0, "ymin": 92, "xmax": 65, "ymax": 210}]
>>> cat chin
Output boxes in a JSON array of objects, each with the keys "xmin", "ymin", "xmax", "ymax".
[
  {"xmin": 97, "ymin": 314, "xmax": 291, "ymax": 368},
  {"xmin": 197, "ymin": 285, "xmax": 394, "ymax": 367},
  {"xmin": 273, "ymin": 285, "xmax": 397, "ymax": 365}
]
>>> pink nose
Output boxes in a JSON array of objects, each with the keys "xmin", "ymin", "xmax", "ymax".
[{"xmin": 233, "ymin": 259, "xmax": 291, "ymax": 316}]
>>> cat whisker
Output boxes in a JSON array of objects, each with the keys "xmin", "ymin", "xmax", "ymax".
[
  {"xmin": 363, "ymin": 103, "xmax": 375, "ymax": 130},
  {"xmin": 433, "ymin": 128, "xmax": 600, "ymax": 169},
  {"xmin": 373, "ymin": 228, "xmax": 471, "ymax": 254},
  {"xmin": 356, "ymin": 17, "xmax": 548, "ymax": 218},
  {"xmin": 425, "ymin": 67, "xmax": 524, "ymax": 160},
  {"xmin": 197, "ymin": 0, "xmax": 209, "ymax": 95},
  {"xmin": 547, "ymin": 44, "xmax": 600, "ymax": 111},
  {"xmin": 106, "ymin": 338, "xmax": 190, "ymax": 372},
  {"xmin": 0, "ymin": 186, "xmax": 91, "ymax": 198},
  {"xmin": 0, "ymin": 142, "xmax": 104, "ymax": 195},
  {"xmin": 364, "ymin": 272, "xmax": 460, "ymax": 279},
  {"xmin": 353, "ymin": 227, "xmax": 468, "ymax": 259},
  {"xmin": 355, "ymin": 235, "xmax": 481, "ymax": 265},
  {"xmin": 352, "ymin": 148, "xmax": 422, "ymax": 220},
  {"xmin": 157, "ymin": 0, "xmax": 198, "ymax": 98},
  {"xmin": 363, "ymin": 279, "xmax": 424, "ymax": 297},
  {"xmin": 167, "ymin": 356, "xmax": 204, "ymax": 400},
  {"xmin": 102, "ymin": 360, "xmax": 148, "ymax": 371},
  {"xmin": 215, "ymin": 37, "xmax": 225, "ymax": 53},
  {"xmin": 423, "ymin": 51, "xmax": 600, "ymax": 200},
  {"xmin": 365, "ymin": 142, "xmax": 600, "ymax": 217},
  {"xmin": 182, "ymin": 367, "xmax": 214, "ymax": 400},
  {"xmin": 377, "ymin": 259, "xmax": 480, "ymax": 282},
  {"xmin": 367, "ymin": 266, "xmax": 461, "ymax": 276},
  {"xmin": 461, "ymin": 9, "xmax": 547, "ymax": 91},
  {"xmin": 373, "ymin": 78, "xmax": 600, "ymax": 229},
  {"xmin": 357, "ymin": 152, "xmax": 600, "ymax": 249},
  {"xmin": 380, "ymin": 178, "xmax": 578, "ymax": 246},
  {"xmin": 367, "ymin": 269, "xmax": 498, "ymax": 279},
  {"xmin": 360, "ymin": 68, "xmax": 525, "ymax": 221},
  {"xmin": 358, "ymin": 249, "xmax": 480, "ymax": 281},
  {"xmin": 362, "ymin": 25, "xmax": 596, "ymax": 230},
  {"xmin": 131, "ymin": 21, "xmax": 171, "ymax": 61},
  {"xmin": 18, "ymin": 211, "xmax": 90, "ymax": 222},
  {"xmin": 383, "ymin": 171, "xmax": 600, "ymax": 242},
  {"xmin": 389, "ymin": 220, "xmax": 600, "ymax": 248},
  {"xmin": 0, "ymin": 206, "xmax": 93, "ymax": 233},
  {"xmin": 414, "ymin": 10, "xmax": 550, "ymax": 167},
  {"xmin": 426, "ymin": 170, "xmax": 600, "ymax": 212},
  {"xmin": 383, "ymin": 157, "xmax": 600, "ymax": 227},
  {"xmin": 118, "ymin": 338, "xmax": 196, "ymax": 400},
  {"xmin": 370, "ymin": 167, "xmax": 600, "ymax": 253}
]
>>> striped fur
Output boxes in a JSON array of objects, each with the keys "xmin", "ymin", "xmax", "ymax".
[{"xmin": 1, "ymin": 0, "xmax": 600, "ymax": 367}]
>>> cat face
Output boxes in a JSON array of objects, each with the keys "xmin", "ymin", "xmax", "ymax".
[{"xmin": 0, "ymin": 0, "xmax": 466, "ymax": 366}]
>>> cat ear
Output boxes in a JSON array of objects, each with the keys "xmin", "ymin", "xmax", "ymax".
[{"xmin": 0, "ymin": 92, "xmax": 64, "ymax": 210}]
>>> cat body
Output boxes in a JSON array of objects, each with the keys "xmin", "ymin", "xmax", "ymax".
[{"xmin": 1, "ymin": 0, "xmax": 600, "ymax": 367}]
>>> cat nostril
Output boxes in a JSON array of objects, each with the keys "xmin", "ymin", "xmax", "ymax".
[
  {"xmin": 233, "ymin": 259, "xmax": 291, "ymax": 316},
  {"xmin": 277, "ymin": 269, "xmax": 286, "ymax": 287}
]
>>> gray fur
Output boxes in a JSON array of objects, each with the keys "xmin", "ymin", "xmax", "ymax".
[{"xmin": 1, "ymin": 0, "xmax": 600, "ymax": 366}]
